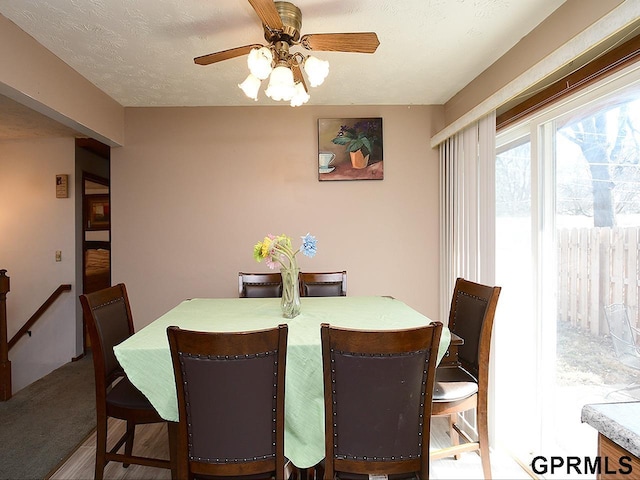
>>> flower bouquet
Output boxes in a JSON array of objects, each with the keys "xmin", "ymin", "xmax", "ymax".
[{"xmin": 254, "ymin": 233, "xmax": 317, "ymax": 318}]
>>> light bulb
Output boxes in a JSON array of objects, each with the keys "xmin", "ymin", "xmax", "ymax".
[
  {"xmin": 290, "ymin": 82, "xmax": 310, "ymax": 107},
  {"xmin": 238, "ymin": 74, "xmax": 261, "ymax": 101},
  {"xmin": 247, "ymin": 47, "xmax": 273, "ymax": 80},
  {"xmin": 265, "ymin": 65, "xmax": 296, "ymax": 101},
  {"xmin": 304, "ymin": 56, "xmax": 329, "ymax": 87}
]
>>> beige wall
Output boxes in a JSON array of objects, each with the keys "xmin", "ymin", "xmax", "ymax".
[
  {"xmin": 0, "ymin": 138, "xmax": 77, "ymax": 392},
  {"xmin": 112, "ymin": 105, "xmax": 444, "ymax": 327}
]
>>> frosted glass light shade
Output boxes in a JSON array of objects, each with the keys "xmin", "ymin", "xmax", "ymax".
[
  {"xmin": 247, "ymin": 47, "xmax": 273, "ymax": 80},
  {"xmin": 238, "ymin": 74, "xmax": 261, "ymax": 100},
  {"xmin": 265, "ymin": 65, "xmax": 295, "ymax": 101},
  {"xmin": 290, "ymin": 82, "xmax": 310, "ymax": 107},
  {"xmin": 304, "ymin": 56, "xmax": 329, "ymax": 87}
]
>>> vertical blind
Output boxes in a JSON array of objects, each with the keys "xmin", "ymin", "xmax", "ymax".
[{"xmin": 439, "ymin": 111, "xmax": 496, "ymax": 321}]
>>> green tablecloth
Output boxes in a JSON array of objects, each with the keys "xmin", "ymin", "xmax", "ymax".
[{"xmin": 113, "ymin": 296, "xmax": 450, "ymax": 469}]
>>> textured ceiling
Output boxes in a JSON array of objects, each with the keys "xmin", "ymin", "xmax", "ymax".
[
  {"xmin": 0, "ymin": 95, "xmax": 81, "ymax": 140},
  {"xmin": 0, "ymin": 0, "xmax": 566, "ymax": 109},
  {"xmin": 0, "ymin": 0, "xmax": 571, "ymax": 141}
]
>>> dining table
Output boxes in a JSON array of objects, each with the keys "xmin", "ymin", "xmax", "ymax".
[{"xmin": 113, "ymin": 295, "xmax": 451, "ymax": 470}]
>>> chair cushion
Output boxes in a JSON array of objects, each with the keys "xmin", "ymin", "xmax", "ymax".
[
  {"xmin": 244, "ymin": 283, "xmax": 282, "ymax": 298},
  {"xmin": 106, "ymin": 377, "xmax": 156, "ymax": 410},
  {"xmin": 305, "ymin": 282, "xmax": 342, "ymax": 297},
  {"xmin": 432, "ymin": 366, "xmax": 478, "ymax": 402}
]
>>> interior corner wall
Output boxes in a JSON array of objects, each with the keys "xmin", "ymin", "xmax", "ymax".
[
  {"xmin": 0, "ymin": 137, "xmax": 76, "ymax": 393},
  {"xmin": 112, "ymin": 105, "xmax": 444, "ymax": 328}
]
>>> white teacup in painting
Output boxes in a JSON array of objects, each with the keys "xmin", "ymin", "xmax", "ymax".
[{"xmin": 319, "ymin": 152, "xmax": 336, "ymax": 169}]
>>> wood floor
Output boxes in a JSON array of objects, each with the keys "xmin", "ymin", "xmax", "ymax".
[{"xmin": 47, "ymin": 417, "xmax": 533, "ymax": 480}]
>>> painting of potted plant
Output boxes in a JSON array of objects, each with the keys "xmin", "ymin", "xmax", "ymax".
[
  {"xmin": 332, "ymin": 119, "xmax": 381, "ymax": 168},
  {"xmin": 317, "ymin": 118, "xmax": 383, "ymax": 181}
]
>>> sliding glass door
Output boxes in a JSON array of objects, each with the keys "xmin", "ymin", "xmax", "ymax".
[{"xmin": 494, "ymin": 66, "xmax": 640, "ymax": 474}]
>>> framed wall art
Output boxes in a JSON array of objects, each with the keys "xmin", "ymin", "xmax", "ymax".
[
  {"xmin": 318, "ymin": 118, "xmax": 383, "ymax": 181},
  {"xmin": 86, "ymin": 194, "xmax": 110, "ymax": 230}
]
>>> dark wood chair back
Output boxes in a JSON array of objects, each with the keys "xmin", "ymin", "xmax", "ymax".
[
  {"xmin": 79, "ymin": 283, "xmax": 171, "ymax": 479},
  {"xmin": 238, "ymin": 272, "xmax": 283, "ymax": 298},
  {"xmin": 430, "ymin": 277, "xmax": 501, "ymax": 480},
  {"xmin": 446, "ymin": 277, "xmax": 501, "ymax": 382},
  {"xmin": 81, "ymin": 283, "xmax": 133, "ymax": 388},
  {"xmin": 321, "ymin": 321, "xmax": 443, "ymax": 480},
  {"xmin": 167, "ymin": 324, "xmax": 288, "ymax": 480},
  {"xmin": 299, "ymin": 271, "xmax": 347, "ymax": 297}
]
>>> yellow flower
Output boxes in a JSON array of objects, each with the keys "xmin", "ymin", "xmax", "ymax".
[
  {"xmin": 261, "ymin": 236, "xmax": 272, "ymax": 258},
  {"xmin": 253, "ymin": 242, "xmax": 263, "ymax": 262}
]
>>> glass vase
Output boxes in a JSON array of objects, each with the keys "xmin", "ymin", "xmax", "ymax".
[{"xmin": 281, "ymin": 266, "xmax": 301, "ymax": 319}]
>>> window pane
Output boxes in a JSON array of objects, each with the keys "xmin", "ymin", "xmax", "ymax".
[
  {"xmin": 494, "ymin": 137, "xmax": 537, "ymax": 459},
  {"xmin": 552, "ymin": 94, "xmax": 640, "ymax": 462}
]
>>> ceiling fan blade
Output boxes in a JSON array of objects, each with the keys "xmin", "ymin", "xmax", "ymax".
[
  {"xmin": 194, "ymin": 44, "xmax": 262, "ymax": 66},
  {"xmin": 248, "ymin": 0, "xmax": 283, "ymax": 32},
  {"xmin": 300, "ymin": 32, "xmax": 380, "ymax": 53},
  {"xmin": 292, "ymin": 63, "xmax": 308, "ymax": 91}
]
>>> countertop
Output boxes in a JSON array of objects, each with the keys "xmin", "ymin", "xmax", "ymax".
[{"xmin": 581, "ymin": 401, "xmax": 640, "ymax": 458}]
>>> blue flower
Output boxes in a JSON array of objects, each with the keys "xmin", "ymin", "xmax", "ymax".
[{"xmin": 300, "ymin": 233, "xmax": 317, "ymax": 258}]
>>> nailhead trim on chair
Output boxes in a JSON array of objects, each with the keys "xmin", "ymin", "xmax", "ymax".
[
  {"xmin": 329, "ymin": 348, "xmax": 430, "ymax": 461},
  {"xmin": 90, "ymin": 296, "xmax": 125, "ymax": 310},
  {"xmin": 178, "ymin": 350, "xmax": 279, "ymax": 463},
  {"xmin": 454, "ymin": 291, "xmax": 488, "ymax": 311},
  {"xmin": 180, "ymin": 351, "xmax": 276, "ymax": 360}
]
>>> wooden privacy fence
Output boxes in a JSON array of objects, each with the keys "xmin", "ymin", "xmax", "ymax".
[{"xmin": 558, "ymin": 226, "xmax": 640, "ymax": 336}]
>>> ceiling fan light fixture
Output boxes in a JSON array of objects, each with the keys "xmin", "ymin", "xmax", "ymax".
[
  {"xmin": 194, "ymin": 1, "xmax": 380, "ymax": 107},
  {"xmin": 265, "ymin": 64, "xmax": 296, "ymax": 101},
  {"xmin": 290, "ymin": 82, "xmax": 310, "ymax": 107},
  {"xmin": 304, "ymin": 55, "xmax": 329, "ymax": 87},
  {"xmin": 247, "ymin": 47, "xmax": 273, "ymax": 80},
  {"xmin": 238, "ymin": 73, "xmax": 261, "ymax": 100}
]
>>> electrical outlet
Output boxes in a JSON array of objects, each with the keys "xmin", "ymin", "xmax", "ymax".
[{"xmin": 55, "ymin": 250, "xmax": 62, "ymax": 262}]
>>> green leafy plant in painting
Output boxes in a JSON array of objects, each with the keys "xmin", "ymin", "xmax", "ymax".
[{"xmin": 331, "ymin": 120, "xmax": 380, "ymax": 157}]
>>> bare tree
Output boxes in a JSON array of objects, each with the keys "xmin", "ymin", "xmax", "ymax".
[
  {"xmin": 497, "ymin": 101, "xmax": 640, "ymax": 222},
  {"xmin": 561, "ymin": 112, "xmax": 615, "ymax": 227}
]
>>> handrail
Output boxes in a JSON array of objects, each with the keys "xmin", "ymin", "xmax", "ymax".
[
  {"xmin": 7, "ymin": 283, "xmax": 72, "ymax": 351},
  {"xmin": 0, "ymin": 270, "xmax": 10, "ymax": 400}
]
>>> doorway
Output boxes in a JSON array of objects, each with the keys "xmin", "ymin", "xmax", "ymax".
[
  {"xmin": 82, "ymin": 174, "xmax": 110, "ymax": 296},
  {"xmin": 76, "ymin": 138, "xmax": 110, "ymax": 357}
]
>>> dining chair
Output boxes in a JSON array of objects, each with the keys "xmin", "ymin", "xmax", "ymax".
[
  {"xmin": 430, "ymin": 277, "xmax": 501, "ymax": 480},
  {"xmin": 320, "ymin": 321, "xmax": 443, "ymax": 480},
  {"xmin": 79, "ymin": 283, "xmax": 172, "ymax": 480},
  {"xmin": 238, "ymin": 271, "xmax": 283, "ymax": 298},
  {"xmin": 299, "ymin": 271, "xmax": 347, "ymax": 297},
  {"xmin": 603, "ymin": 303, "xmax": 640, "ymax": 396},
  {"xmin": 166, "ymin": 323, "xmax": 292, "ymax": 480}
]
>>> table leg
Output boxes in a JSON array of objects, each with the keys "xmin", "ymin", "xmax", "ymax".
[
  {"xmin": 168, "ymin": 421, "xmax": 178, "ymax": 480},
  {"xmin": 298, "ymin": 465, "xmax": 324, "ymax": 480}
]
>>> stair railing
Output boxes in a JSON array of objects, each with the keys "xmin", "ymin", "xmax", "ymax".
[
  {"xmin": 0, "ymin": 270, "xmax": 72, "ymax": 401},
  {"xmin": 0, "ymin": 270, "xmax": 10, "ymax": 400}
]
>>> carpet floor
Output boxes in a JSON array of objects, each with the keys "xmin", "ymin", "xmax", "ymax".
[{"xmin": 0, "ymin": 355, "xmax": 95, "ymax": 480}]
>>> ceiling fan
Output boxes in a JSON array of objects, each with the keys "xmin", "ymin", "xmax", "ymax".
[{"xmin": 194, "ymin": 0, "xmax": 380, "ymax": 106}]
